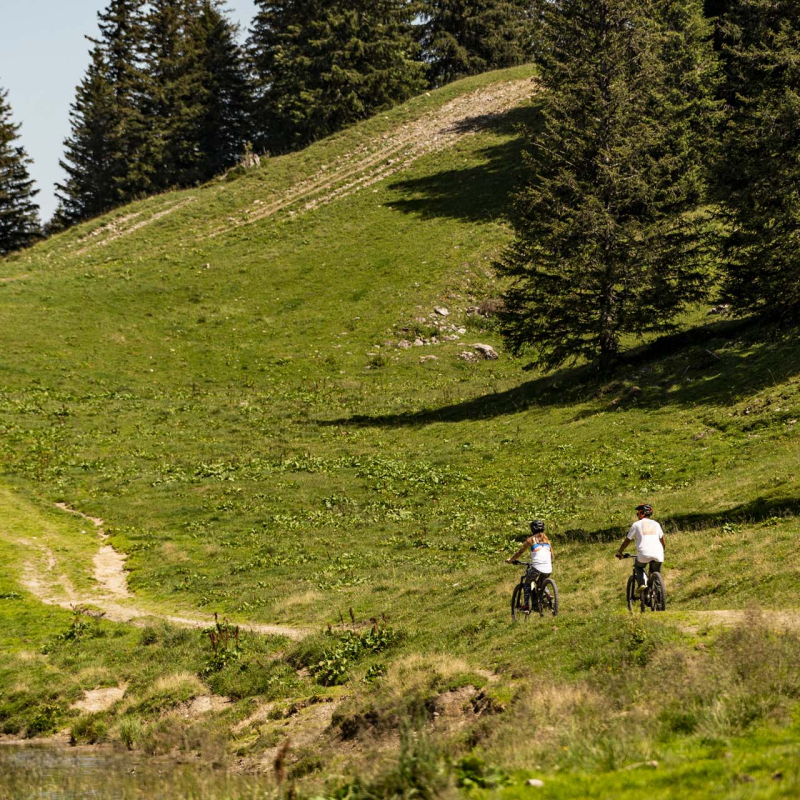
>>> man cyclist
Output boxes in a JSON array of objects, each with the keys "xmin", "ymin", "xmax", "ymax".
[
  {"xmin": 506, "ymin": 519, "xmax": 553, "ymax": 612},
  {"xmin": 615, "ymin": 503, "xmax": 664, "ymax": 596}
]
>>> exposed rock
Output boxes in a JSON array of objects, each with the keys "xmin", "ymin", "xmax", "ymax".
[
  {"xmin": 526, "ymin": 779, "xmax": 545, "ymax": 788},
  {"xmin": 413, "ymin": 338, "xmax": 424, "ymax": 347},
  {"xmin": 420, "ymin": 355, "xmax": 438, "ymax": 363},
  {"xmin": 628, "ymin": 385, "xmax": 642, "ymax": 398},
  {"xmin": 472, "ymin": 343, "xmax": 498, "ymax": 360},
  {"xmin": 708, "ymin": 303, "xmax": 731, "ymax": 315},
  {"xmin": 458, "ymin": 351, "xmax": 478, "ymax": 362},
  {"xmin": 396, "ymin": 340, "xmax": 411, "ymax": 349},
  {"xmin": 434, "ymin": 306, "xmax": 449, "ymax": 317},
  {"xmin": 240, "ymin": 151, "xmax": 261, "ymax": 169}
]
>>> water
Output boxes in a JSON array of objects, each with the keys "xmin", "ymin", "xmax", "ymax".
[{"xmin": 0, "ymin": 743, "xmax": 273, "ymax": 800}]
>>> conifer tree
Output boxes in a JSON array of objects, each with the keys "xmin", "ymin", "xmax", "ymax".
[
  {"xmin": 713, "ymin": 0, "xmax": 800, "ymax": 318},
  {"xmin": 56, "ymin": 48, "xmax": 119, "ymax": 225},
  {"xmin": 0, "ymin": 87, "xmax": 41, "ymax": 256},
  {"xmin": 249, "ymin": 0, "xmax": 425, "ymax": 152},
  {"xmin": 91, "ymin": 0, "xmax": 148, "ymax": 204},
  {"xmin": 137, "ymin": 0, "xmax": 207, "ymax": 193},
  {"xmin": 419, "ymin": 0, "xmax": 532, "ymax": 87},
  {"xmin": 57, "ymin": 0, "xmax": 146, "ymax": 223},
  {"xmin": 498, "ymin": 0, "xmax": 719, "ymax": 372},
  {"xmin": 194, "ymin": 1, "xmax": 252, "ymax": 178}
]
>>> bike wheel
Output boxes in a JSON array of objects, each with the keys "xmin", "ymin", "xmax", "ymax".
[
  {"xmin": 511, "ymin": 583, "xmax": 528, "ymax": 622},
  {"xmin": 626, "ymin": 576, "xmax": 636, "ymax": 613},
  {"xmin": 541, "ymin": 579, "xmax": 559, "ymax": 617},
  {"xmin": 650, "ymin": 572, "xmax": 666, "ymax": 611}
]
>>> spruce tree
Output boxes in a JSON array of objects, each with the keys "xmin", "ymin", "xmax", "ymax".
[
  {"xmin": 138, "ymin": 0, "xmax": 208, "ymax": 193},
  {"xmin": 498, "ymin": 0, "xmax": 719, "ymax": 372},
  {"xmin": 56, "ymin": 48, "xmax": 119, "ymax": 225},
  {"xmin": 92, "ymin": 0, "xmax": 148, "ymax": 204},
  {"xmin": 194, "ymin": 0, "xmax": 252, "ymax": 178},
  {"xmin": 713, "ymin": 0, "xmax": 800, "ymax": 318},
  {"xmin": 249, "ymin": 0, "xmax": 425, "ymax": 152},
  {"xmin": 419, "ymin": 0, "xmax": 532, "ymax": 88},
  {"xmin": 0, "ymin": 87, "xmax": 40, "ymax": 256}
]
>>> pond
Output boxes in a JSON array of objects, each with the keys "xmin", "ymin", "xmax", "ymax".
[{"xmin": 0, "ymin": 743, "xmax": 274, "ymax": 799}]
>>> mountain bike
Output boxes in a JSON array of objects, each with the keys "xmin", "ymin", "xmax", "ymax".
[
  {"xmin": 621, "ymin": 554, "xmax": 666, "ymax": 613},
  {"xmin": 509, "ymin": 560, "xmax": 558, "ymax": 620}
]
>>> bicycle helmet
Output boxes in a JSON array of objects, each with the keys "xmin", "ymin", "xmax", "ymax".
[
  {"xmin": 529, "ymin": 519, "xmax": 546, "ymax": 534},
  {"xmin": 635, "ymin": 503, "xmax": 653, "ymax": 517}
]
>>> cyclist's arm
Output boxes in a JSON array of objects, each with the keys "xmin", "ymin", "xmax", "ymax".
[
  {"xmin": 660, "ymin": 536, "xmax": 665, "ymax": 556},
  {"xmin": 506, "ymin": 536, "xmax": 533, "ymax": 563},
  {"xmin": 616, "ymin": 537, "xmax": 631, "ymax": 559}
]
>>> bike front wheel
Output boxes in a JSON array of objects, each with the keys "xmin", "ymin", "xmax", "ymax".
[
  {"xmin": 650, "ymin": 572, "xmax": 666, "ymax": 611},
  {"xmin": 626, "ymin": 575, "xmax": 636, "ymax": 613},
  {"xmin": 511, "ymin": 583, "xmax": 528, "ymax": 622},
  {"xmin": 541, "ymin": 579, "xmax": 559, "ymax": 617}
]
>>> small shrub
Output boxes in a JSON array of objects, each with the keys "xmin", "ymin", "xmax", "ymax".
[
  {"xmin": 202, "ymin": 615, "xmax": 241, "ymax": 675},
  {"xmin": 117, "ymin": 717, "xmax": 143, "ymax": 750},
  {"xmin": 70, "ymin": 713, "xmax": 108, "ymax": 744},
  {"xmin": 139, "ymin": 627, "xmax": 158, "ymax": 646}
]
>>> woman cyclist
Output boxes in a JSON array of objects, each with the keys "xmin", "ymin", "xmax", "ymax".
[{"xmin": 506, "ymin": 519, "xmax": 553, "ymax": 612}]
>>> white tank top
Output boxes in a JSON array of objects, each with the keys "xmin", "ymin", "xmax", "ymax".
[{"xmin": 530, "ymin": 541, "xmax": 552, "ymax": 572}]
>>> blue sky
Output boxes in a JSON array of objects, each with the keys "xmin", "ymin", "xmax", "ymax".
[{"xmin": 0, "ymin": 0, "xmax": 258, "ymax": 222}]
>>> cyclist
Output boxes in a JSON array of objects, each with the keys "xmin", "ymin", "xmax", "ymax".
[
  {"xmin": 506, "ymin": 519, "xmax": 553, "ymax": 612},
  {"xmin": 615, "ymin": 503, "xmax": 665, "ymax": 596}
]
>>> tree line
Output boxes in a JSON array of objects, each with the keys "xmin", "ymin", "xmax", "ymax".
[
  {"xmin": 1, "ymin": 0, "xmax": 799, "ymax": 364},
  {"xmin": 498, "ymin": 0, "xmax": 800, "ymax": 370}
]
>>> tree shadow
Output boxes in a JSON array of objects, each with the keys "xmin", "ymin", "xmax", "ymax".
[
  {"xmin": 385, "ymin": 103, "xmax": 544, "ymax": 224},
  {"xmin": 320, "ymin": 316, "xmax": 800, "ymax": 429},
  {"xmin": 562, "ymin": 494, "xmax": 800, "ymax": 544}
]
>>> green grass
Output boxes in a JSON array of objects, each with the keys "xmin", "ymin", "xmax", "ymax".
[{"xmin": 1, "ymin": 64, "xmax": 800, "ymax": 797}]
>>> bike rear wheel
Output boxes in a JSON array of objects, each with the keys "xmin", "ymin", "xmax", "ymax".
[
  {"xmin": 541, "ymin": 579, "xmax": 559, "ymax": 617},
  {"xmin": 626, "ymin": 575, "xmax": 636, "ymax": 613},
  {"xmin": 650, "ymin": 572, "xmax": 666, "ymax": 611},
  {"xmin": 511, "ymin": 583, "xmax": 529, "ymax": 622}
]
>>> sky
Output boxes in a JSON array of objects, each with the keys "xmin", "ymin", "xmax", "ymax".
[{"xmin": 0, "ymin": 0, "xmax": 258, "ymax": 223}]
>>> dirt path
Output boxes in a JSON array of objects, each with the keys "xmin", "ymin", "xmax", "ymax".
[
  {"xmin": 20, "ymin": 503, "xmax": 308, "ymax": 641},
  {"xmin": 205, "ymin": 77, "xmax": 536, "ymax": 239},
  {"xmin": 688, "ymin": 609, "xmax": 800, "ymax": 631},
  {"xmin": 72, "ymin": 197, "xmax": 196, "ymax": 256}
]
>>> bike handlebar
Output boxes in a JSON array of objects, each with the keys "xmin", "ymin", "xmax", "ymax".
[{"xmin": 510, "ymin": 560, "xmax": 531, "ymax": 566}]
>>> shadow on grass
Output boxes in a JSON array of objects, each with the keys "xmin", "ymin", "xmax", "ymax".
[
  {"xmin": 320, "ymin": 316, "xmax": 800, "ymax": 428},
  {"xmin": 385, "ymin": 103, "xmax": 543, "ymax": 224},
  {"xmin": 564, "ymin": 494, "xmax": 800, "ymax": 544}
]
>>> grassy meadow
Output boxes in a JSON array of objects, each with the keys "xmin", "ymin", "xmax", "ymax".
[{"xmin": 1, "ymin": 65, "xmax": 799, "ymax": 798}]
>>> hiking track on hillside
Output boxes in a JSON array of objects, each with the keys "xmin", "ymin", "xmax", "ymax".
[{"xmin": 18, "ymin": 502, "xmax": 308, "ymax": 641}]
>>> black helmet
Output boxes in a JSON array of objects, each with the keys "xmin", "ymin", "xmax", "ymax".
[
  {"xmin": 636, "ymin": 504, "xmax": 653, "ymax": 517},
  {"xmin": 530, "ymin": 519, "xmax": 546, "ymax": 534}
]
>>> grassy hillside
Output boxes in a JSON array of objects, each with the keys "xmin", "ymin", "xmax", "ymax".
[{"xmin": 1, "ymin": 65, "xmax": 800, "ymax": 798}]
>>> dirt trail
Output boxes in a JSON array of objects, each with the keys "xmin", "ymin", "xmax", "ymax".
[
  {"xmin": 72, "ymin": 197, "xmax": 196, "ymax": 255},
  {"xmin": 20, "ymin": 503, "xmax": 308, "ymax": 641},
  {"xmin": 205, "ymin": 77, "xmax": 536, "ymax": 239},
  {"xmin": 688, "ymin": 609, "xmax": 800, "ymax": 631}
]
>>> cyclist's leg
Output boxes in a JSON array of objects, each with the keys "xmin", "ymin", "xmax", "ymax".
[
  {"xmin": 523, "ymin": 567, "xmax": 537, "ymax": 608},
  {"xmin": 649, "ymin": 561, "xmax": 662, "ymax": 577},
  {"xmin": 634, "ymin": 560, "xmax": 648, "ymax": 588}
]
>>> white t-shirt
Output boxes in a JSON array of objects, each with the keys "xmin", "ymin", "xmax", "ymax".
[
  {"xmin": 627, "ymin": 518, "xmax": 664, "ymax": 562},
  {"xmin": 530, "ymin": 540, "xmax": 552, "ymax": 572}
]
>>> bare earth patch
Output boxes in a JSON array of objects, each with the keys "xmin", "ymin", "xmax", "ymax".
[{"xmin": 72, "ymin": 684, "xmax": 128, "ymax": 713}]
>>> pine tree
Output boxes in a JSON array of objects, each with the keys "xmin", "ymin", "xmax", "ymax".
[
  {"xmin": 56, "ymin": 0, "xmax": 146, "ymax": 223},
  {"xmin": 55, "ymin": 48, "xmax": 119, "ymax": 225},
  {"xmin": 419, "ymin": 0, "xmax": 532, "ymax": 88},
  {"xmin": 249, "ymin": 0, "xmax": 425, "ymax": 153},
  {"xmin": 92, "ymin": 0, "xmax": 148, "ymax": 204},
  {"xmin": 713, "ymin": 1, "xmax": 800, "ymax": 318},
  {"xmin": 0, "ymin": 87, "xmax": 40, "ymax": 256},
  {"xmin": 137, "ymin": 0, "xmax": 208, "ymax": 193},
  {"xmin": 497, "ymin": 0, "xmax": 719, "ymax": 372},
  {"xmin": 194, "ymin": 1, "xmax": 252, "ymax": 178}
]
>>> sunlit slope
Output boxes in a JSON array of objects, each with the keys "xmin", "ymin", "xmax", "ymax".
[{"xmin": 0, "ymin": 59, "xmax": 799, "ymax": 639}]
